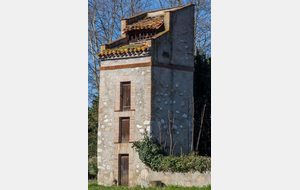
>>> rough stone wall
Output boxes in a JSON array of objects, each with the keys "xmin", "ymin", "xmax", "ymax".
[
  {"xmin": 147, "ymin": 11, "xmax": 165, "ymax": 17},
  {"xmin": 150, "ymin": 5, "xmax": 194, "ymax": 67},
  {"xmin": 150, "ymin": 67, "xmax": 193, "ymax": 156},
  {"xmin": 144, "ymin": 170, "xmax": 211, "ymax": 187},
  {"xmin": 170, "ymin": 5, "xmax": 194, "ymax": 67},
  {"xmin": 97, "ymin": 60, "xmax": 152, "ymax": 186},
  {"xmin": 151, "ymin": 31, "xmax": 172, "ymax": 64},
  {"xmin": 147, "ymin": 5, "xmax": 195, "ymax": 156},
  {"xmin": 97, "ymin": 63, "xmax": 194, "ymax": 186},
  {"xmin": 101, "ymin": 57, "xmax": 151, "ymax": 67}
]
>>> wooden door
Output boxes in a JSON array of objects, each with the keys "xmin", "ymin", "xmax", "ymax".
[
  {"xmin": 122, "ymin": 83, "xmax": 130, "ymax": 110},
  {"xmin": 119, "ymin": 155, "xmax": 129, "ymax": 186},
  {"xmin": 120, "ymin": 82, "xmax": 131, "ymax": 111},
  {"xmin": 121, "ymin": 118, "xmax": 129, "ymax": 143}
]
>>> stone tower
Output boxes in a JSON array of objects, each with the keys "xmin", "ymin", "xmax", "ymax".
[{"xmin": 97, "ymin": 4, "xmax": 195, "ymax": 187}]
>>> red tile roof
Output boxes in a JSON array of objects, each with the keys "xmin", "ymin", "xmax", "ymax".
[
  {"xmin": 98, "ymin": 43, "xmax": 149, "ymax": 56},
  {"xmin": 124, "ymin": 17, "xmax": 164, "ymax": 32}
]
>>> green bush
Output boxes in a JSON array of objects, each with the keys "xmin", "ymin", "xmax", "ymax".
[
  {"xmin": 88, "ymin": 156, "xmax": 98, "ymax": 176},
  {"xmin": 131, "ymin": 132, "xmax": 164, "ymax": 171},
  {"xmin": 132, "ymin": 133, "xmax": 211, "ymax": 173}
]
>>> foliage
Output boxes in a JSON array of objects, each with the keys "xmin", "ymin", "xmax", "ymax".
[
  {"xmin": 132, "ymin": 132, "xmax": 164, "ymax": 171},
  {"xmin": 132, "ymin": 133, "xmax": 211, "ymax": 173},
  {"xmin": 88, "ymin": 157, "xmax": 98, "ymax": 176},
  {"xmin": 89, "ymin": 182, "xmax": 211, "ymax": 190},
  {"xmin": 89, "ymin": 97, "xmax": 99, "ymax": 178},
  {"xmin": 159, "ymin": 152, "xmax": 211, "ymax": 173},
  {"xmin": 193, "ymin": 50, "xmax": 211, "ymax": 156},
  {"xmin": 89, "ymin": 97, "xmax": 98, "ymax": 158}
]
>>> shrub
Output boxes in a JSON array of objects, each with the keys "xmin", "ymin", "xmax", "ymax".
[
  {"xmin": 132, "ymin": 132, "xmax": 164, "ymax": 171},
  {"xmin": 132, "ymin": 133, "xmax": 211, "ymax": 173},
  {"xmin": 88, "ymin": 156, "xmax": 98, "ymax": 177}
]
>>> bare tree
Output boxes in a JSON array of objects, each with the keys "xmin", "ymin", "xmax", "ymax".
[
  {"xmin": 188, "ymin": 0, "xmax": 211, "ymax": 53},
  {"xmin": 155, "ymin": 0, "xmax": 211, "ymax": 54},
  {"xmin": 164, "ymin": 0, "xmax": 182, "ymax": 7},
  {"xmin": 120, "ymin": 0, "xmax": 153, "ymax": 18},
  {"xmin": 88, "ymin": 0, "xmax": 153, "ymax": 104},
  {"xmin": 88, "ymin": 0, "xmax": 121, "ymax": 104}
]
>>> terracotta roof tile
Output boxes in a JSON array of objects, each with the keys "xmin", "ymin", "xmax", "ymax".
[
  {"xmin": 98, "ymin": 43, "xmax": 149, "ymax": 56},
  {"xmin": 124, "ymin": 17, "xmax": 164, "ymax": 32}
]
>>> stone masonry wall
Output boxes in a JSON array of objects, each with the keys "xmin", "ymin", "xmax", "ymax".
[
  {"xmin": 150, "ymin": 67, "xmax": 193, "ymax": 156},
  {"xmin": 98, "ymin": 60, "xmax": 152, "ymax": 186},
  {"xmin": 150, "ymin": 5, "xmax": 194, "ymax": 67},
  {"xmin": 141, "ymin": 170, "xmax": 211, "ymax": 188},
  {"xmin": 148, "ymin": 5, "xmax": 194, "ymax": 156},
  {"xmin": 101, "ymin": 57, "xmax": 151, "ymax": 67},
  {"xmin": 171, "ymin": 5, "xmax": 194, "ymax": 67},
  {"xmin": 98, "ymin": 63, "xmax": 195, "ymax": 186}
]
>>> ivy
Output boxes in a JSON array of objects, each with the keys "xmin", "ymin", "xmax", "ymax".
[{"xmin": 132, "ymin": 133, "xmax": 211, "ymax": 173}]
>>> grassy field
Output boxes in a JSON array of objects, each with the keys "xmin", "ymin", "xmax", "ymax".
[{"xmin": 88, "ymin": 183, "xmax": 211, "ymax": 190}]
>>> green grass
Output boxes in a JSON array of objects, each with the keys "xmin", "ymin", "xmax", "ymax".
[{"xmin": 88, "ymin": 182, "xmax": 211, "ymax": 190}]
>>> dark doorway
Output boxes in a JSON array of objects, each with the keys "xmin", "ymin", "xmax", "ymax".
[{"xmin": 118, "ymin": 154, "xmax": 129, "ymax": 186}]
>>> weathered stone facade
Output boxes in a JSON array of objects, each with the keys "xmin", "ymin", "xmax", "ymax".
[{"xmin": 97, "ymin": 4, "xmax": 208, "ymax": 187}]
